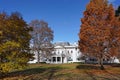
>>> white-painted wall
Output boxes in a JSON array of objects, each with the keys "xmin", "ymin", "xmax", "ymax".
[
  {"xmin": 29, "ymin": 42, "xmax": 119, "ymax": 64},
  {"xmin": 29, "ymin": 42, "xmax": 83, "ymax": 64}
]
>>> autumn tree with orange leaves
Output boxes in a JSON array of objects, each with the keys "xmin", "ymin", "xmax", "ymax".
[
  {"xmin": 114, "ymin": 6, "xmax": 120, "ymax": 60},
  {"xmin": 78, "ymin": 0, "xmax": 118, "ymax": 70}
]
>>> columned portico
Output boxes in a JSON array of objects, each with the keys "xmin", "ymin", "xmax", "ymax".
[
  {"xmin": 51, "ymin": 56, "xmax": 64, "ymax": 64},
  {"xmin": 30, "ymin": 42, "xmax": 119, "ymax": 64}
]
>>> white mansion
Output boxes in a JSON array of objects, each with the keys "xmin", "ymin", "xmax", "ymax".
[
  {"xmin": 29, "ymin": 42, "xmax": 119, "ymax": 64},
  {"xmin": 29, "ymin": 42, "xmax": 84, "ymax": 64}
]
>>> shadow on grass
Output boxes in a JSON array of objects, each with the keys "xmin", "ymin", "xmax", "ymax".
[
  {"xmin": 110, "ymin": 63, "xmax": 120, "ymax": 67},
  {"xmin": 104, "ymin": 70, "xmax": 120, "ymax": 80},
  {"xmin": 76, "ymin": 64, "xmax": 120, "ymax": 80},
  {"xmin": 76, "ymin": 64, "xmax": 100, "ymax": 70},
  {"xmin": 1, "ymin": 66, "xmax": 62, "ymax": 80},
  {"xmin": 0, "ymin": 67, "xmax": 46, "ymax": 79},
  {"xmin": 48, "ymin": 67, "xmax": 58, "ymax": 80},
  {"xmin": 84, "ymin": 70, "xmax": 113, "ymax": 80}
]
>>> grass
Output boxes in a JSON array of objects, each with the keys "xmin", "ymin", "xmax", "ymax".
[{"xmin": 1, "ymin": 63, "xmax": 120, "ymax": 80}]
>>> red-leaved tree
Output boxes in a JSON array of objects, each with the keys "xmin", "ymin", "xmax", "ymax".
[{"xmin": 78, "ymin": 0, "xmax": 117, "ymax": 70}]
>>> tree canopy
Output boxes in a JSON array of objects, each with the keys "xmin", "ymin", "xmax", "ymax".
[
  {"xmin": 0, "ymin": 12, "xmax": 34, "ymax": 73},
  {"xmin": 78, "ymin": 0, "xmax": 118, "ymax": 70},
  {"xmin": 29, "ymin": 20, "xmax": 54, "ymax": 63},
  {"xmin": 115, "ymin": 6, "xmax": 120, "ymax": 59}
]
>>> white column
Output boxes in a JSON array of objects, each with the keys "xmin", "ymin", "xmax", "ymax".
[
  {"xmin": 61, "ymin": 57, "xmax": 62, "ymax": 63},
  {"xmin": 56, "ymin": 57, "xmax": 57, "ymax": 64},
  {"xmin": 72, "ymin": 49, "xmax": 77, "ymax": 62}
]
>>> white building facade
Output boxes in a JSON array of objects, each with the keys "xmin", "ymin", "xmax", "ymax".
[
  {"xmin": 48, "ymin": 42, "xmax": 83, "ymax": 64},
  {"xmin": 29, "ymin": 42, "xmax": 83, "ymax": 64},
  {"xmin": 29, "ymin": 42, "xmax": 119, "ymax": 64}
]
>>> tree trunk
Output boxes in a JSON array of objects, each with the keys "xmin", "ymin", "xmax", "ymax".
[
  {"xmin": 98, "ymin": 58, "xmax": 105, "ymax": 70},
  {"xmin": 0, "ymin": 58, "xmax": 1, "ymax": 63},
  {"xmin": 37, "ymin": 51, "xmax": 40, "ymax": 63}
]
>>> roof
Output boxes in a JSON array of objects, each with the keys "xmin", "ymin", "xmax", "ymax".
[{"xmin": 54, "ymin": 42, "xmax": 78, "ymax": 49}]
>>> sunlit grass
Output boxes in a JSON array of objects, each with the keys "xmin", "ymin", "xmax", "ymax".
[{"xmin": 2, "ymin": 63, "xmax": 120, "ymax": 80}]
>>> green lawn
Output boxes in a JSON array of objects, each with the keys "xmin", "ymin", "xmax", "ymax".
[{"xmin": 1, "ymin": 63, "xmax": 120, "ymax": 80}]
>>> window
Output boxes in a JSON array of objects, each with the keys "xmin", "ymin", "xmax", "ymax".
[
  {"xmin": 49, "ymin": 59, "xmax": 51, "ymax": 61},
  {"xmin": 71, "ymin": 50, "xmax": 73, "ymax": 53},
  {"xmin": 57, "ymin": 57, "xmax": 61, "ymax": 62},
  {"xmin": 68, "ymin": 57, "xmax": 73, "ymax": 61},
  {"xmin": 53, "ymin": 57, "xmax": 56, "ymax": 62},
  {"xmin": 77, "ymin": 57, "xmax": 80, "ymax": 61}
]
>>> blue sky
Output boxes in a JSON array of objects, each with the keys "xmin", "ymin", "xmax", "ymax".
[{"xmin": 0, "ymin": 0, "xmax": 120, "ymax": 43}]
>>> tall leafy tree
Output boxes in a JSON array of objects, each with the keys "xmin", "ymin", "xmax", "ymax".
[
  {"xmin": 0, "ymin": 12, "xmax": 34, "ymax": 73},
  {"xmin": 114, "ymin": 6, "xmax": 120, "ymax": 60},
  {"xmin": 78, "ymin": 0, "xmax": 116, "ymax": 70},
  {"xmin": 29, "ymin": 20, "xmax": 54, "ymax": 63}
]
